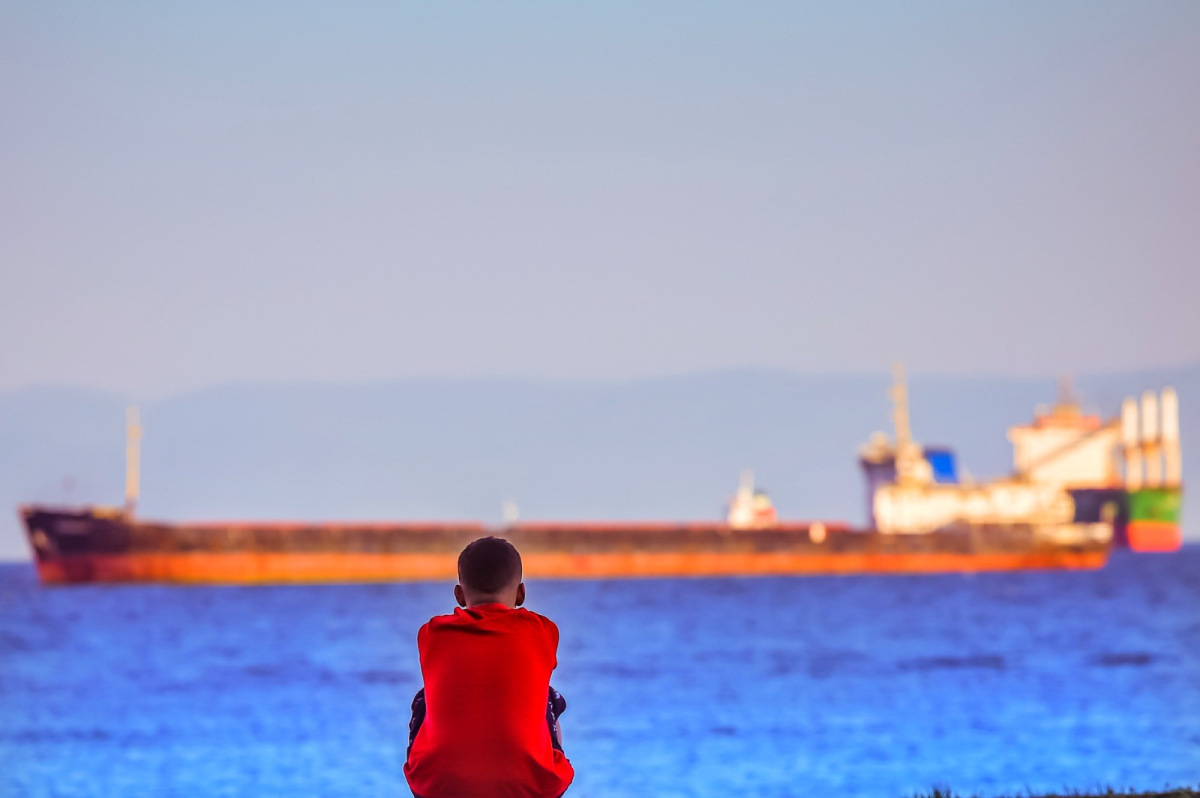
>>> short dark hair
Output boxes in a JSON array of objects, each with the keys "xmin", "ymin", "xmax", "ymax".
[{"xmin": 458, "ymin": 536, "xmax": 522, "ymax": 594}]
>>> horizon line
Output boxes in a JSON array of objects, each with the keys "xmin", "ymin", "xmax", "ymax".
[{"xmin": 2, "ymin": 358, "xmax": 1198, "ymax": 405}]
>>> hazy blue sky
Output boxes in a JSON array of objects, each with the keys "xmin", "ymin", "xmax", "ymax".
[{"xmin": 3, "ymin": 1, "xmax": 1198, "ymax": 399}]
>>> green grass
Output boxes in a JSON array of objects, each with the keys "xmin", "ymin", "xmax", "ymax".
[{"xmin": 913, "ymin": 788, "xmax": 1198, "ymax": 798}]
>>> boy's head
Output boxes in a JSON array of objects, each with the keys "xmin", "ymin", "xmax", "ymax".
[{"xmin": 455, "ymin": 536, "xmax": 525, "ymax": 609}]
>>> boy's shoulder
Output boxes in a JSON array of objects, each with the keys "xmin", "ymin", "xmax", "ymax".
[
  {"xmin": 420, "ymin": 606, "xmax": 559, "ymax": 637},
  {"xmin": 416, "ymin": 607, "xmax": 562, "ymax": 669},
  {"xmin": 516, "ymin": 607, "xmax": 560, "ymax": 636}
]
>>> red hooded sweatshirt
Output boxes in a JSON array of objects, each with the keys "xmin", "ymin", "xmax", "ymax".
[{"xmin": 404, "ymin": 603, "xmax": 575, "ymax": 798}]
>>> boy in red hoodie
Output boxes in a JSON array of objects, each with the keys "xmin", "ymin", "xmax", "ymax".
[{"xmin": 404, "ymin": 537, "xmax": 575, "ymax": 798}]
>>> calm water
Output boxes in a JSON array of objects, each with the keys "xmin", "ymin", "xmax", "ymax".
[{"xmin": 1, "ymin": 550, "xmax": 1197, "ymax": 798}]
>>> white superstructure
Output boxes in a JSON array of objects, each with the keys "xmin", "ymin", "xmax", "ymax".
[
  {"xmin": 859, "ymin": 369, "xmax": 1169, "ymax": 540},
  {"xmin": 726, "ymin": 470, "xmax": 779, "ymax": 530},
  {"xmin": 1007, "ymin": 382, "xmax": 1120, "ymax": 488}
]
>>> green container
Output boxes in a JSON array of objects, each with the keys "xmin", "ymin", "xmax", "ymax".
[{"xmin": 1126, "ymin": 487, "xmax": 1183, "ymax": 524}]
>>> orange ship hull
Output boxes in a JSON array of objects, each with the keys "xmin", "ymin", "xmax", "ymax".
[
  {"xmin": 1125, "ymin": 521, "xmax": 1183, "ymax": 553},
  {"xmin": 23, "ymin": 506, "xmax": 1112, "ymax": 586},
  {"xmin": 31, "ymin": 538, "xmax": 1109, "ymax": 586}
]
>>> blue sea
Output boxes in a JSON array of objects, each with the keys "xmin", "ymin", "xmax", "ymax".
[{"xmin": 1, "ymin": 550, "xmax": 1197, "ymax": 798}]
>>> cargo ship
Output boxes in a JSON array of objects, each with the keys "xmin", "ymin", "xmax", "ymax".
[
  {"xmin": 19, "ymin": 371, "xmax": 1181, "ymax": 586},
  {"xmin": 861, "ymin": 375, "xmax": 1184, "ymax": 553}
]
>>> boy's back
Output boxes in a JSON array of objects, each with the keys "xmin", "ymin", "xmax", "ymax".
[{"xmin": 404, "ymin": 537, "xmax": 574, "ymax": 798}]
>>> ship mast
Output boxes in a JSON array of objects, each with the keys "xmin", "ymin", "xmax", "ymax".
[
  {"xmin": 125, "ymin": 406, "xmax": 141, "ymax": 516},
  {"xmin": 891, "ymin": 363, "xmax": 912, "ymax": 451},
  {"xmin": 890, "ymin": 363, "xmax": 925, "ymax": 484}
]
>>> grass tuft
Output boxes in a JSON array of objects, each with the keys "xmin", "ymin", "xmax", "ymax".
[{"xmin": 911, "ymin": 788, "xmax": 1199, "ymax": 798}]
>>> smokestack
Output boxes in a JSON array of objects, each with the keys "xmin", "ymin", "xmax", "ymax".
[
  {"xmin": 1140, "ymin": 391, "xmax": 1159, "ymax": 442},
  {"xmin": 1141, "ymin": 391, "xmax": 1162, "ymax": 487},
  {"xmin": 1122, "ymin": 397, "xmax": 1142, "ymax": 490},
  {"xmin": 1162, "ymin": 387, "xmax": 1182, "ymax": 486}
]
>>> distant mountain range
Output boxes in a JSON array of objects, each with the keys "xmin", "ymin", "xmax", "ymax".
[{"xmin": 3, "ymin": 365, "xmax": 1197, "ymax": 560}]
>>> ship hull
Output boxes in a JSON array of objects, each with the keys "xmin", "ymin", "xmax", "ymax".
[
  {"xmin": 1124, "ymin": 488, "xmax": 1183, "ymax": 552},
  {"xmin": 22, "ymin": 506, "xmax": 1110, "ymax": 586},
  {"xmin": 32, "ymin": 548, "xmax": 1109, "ymax": 585},
  {"xmin": 1125, "ymin": 521, "xmax": 1183, "ymax": 553}
]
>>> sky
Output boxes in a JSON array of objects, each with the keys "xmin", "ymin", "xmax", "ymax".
[{"xmin": 2, "ymin": 1, "xmax": 1198, "ymax": 400}]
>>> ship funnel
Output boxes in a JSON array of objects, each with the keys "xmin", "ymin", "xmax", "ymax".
[
  {"xmin": 1162, "ymin": 387, "xmax": 1182, "ymax": 486},
  {"xmin": 1121, "ymin": 397, "xmax": 1141, "ymax": 489},
  {"xmin": 125, "ymin": 406, "xmax": 141, "ymax": 516},
  {"xmin": 1121, "ymin": 397, "xmax": 1139, "ymax": 448},
  {"xmin": 1140, "ymin": 391, "xmax": 1160, "ymax": 443},
  {"xmin": 1141, "ymin": 391, "xmax": 1163, "ymax": 486},
  {"xmin": 1162, "ymin": 388, "xmax": 1180, "ymax": 442}
]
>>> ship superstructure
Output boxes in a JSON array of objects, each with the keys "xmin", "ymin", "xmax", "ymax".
[
  {"xmin": 859, "ymin": 369, "xmax": 1183, "ymax": 551},
  {"xmin": 726, "ymin": 470, "xmax": 779, "ymax": 530}
]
